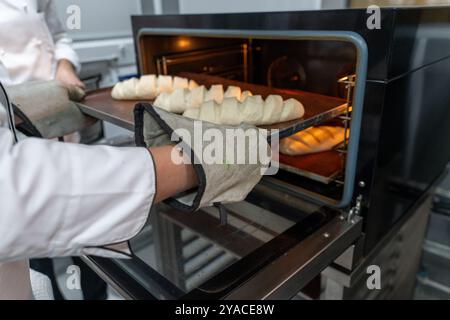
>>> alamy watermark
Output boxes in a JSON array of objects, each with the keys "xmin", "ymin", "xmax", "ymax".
[
  {"xmin": 169, "ymin": 121, "xmax": 279, "ymax": 176},
  {"xmin": 367, "ymin": 5, "xmax": 381, "ymax": 30},
  {"xmin": 366, "ymin": 265, "xmax": 382, "ymax": 290},
  {"xmin": 66, "ymin": 265, "xmax": 81, "ymax": 291},
  {"xmin": 66, "ymin": 5, "xmax": 81, "ymax": 30}
]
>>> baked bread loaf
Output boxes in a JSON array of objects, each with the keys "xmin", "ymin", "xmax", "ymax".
[
  {"xmin": 111, "ymin": 75, "xmax": 198, "ymax": 100},
  {"xmin": 279, "ymin": 126, "xmax": 347, "ymax": 156}
]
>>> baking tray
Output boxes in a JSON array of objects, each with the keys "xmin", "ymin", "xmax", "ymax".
[
  {"xmin": 179, "ymin": 72, "xmax": 348, "ymax": 139},
  {"xmin": 79, "ymin": 88, "xmax": 148, "ymax": 131},
  {"xmin": 80, "ymin": 73, "xmax": 347, "ymax": 138},
  {"xmin": 79, "ymin": 76, "xmax": 347, "ymax": 184},
  {"xmin": 278, "ymin": 151, "xmax": 344, "ymax": 184}
]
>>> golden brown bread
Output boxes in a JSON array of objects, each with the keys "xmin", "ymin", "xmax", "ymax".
[{"xmin": 280, "ymin": 126, "xmax": 347, "ymax": 156}]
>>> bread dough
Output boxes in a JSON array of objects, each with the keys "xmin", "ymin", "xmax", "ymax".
[
  {"xmin": 111, "ymin": 75, "xmax": 196, "ymax": 101},
  {"xmin": 187, "ymin": 85, "xmax": 206, "ymax": 109},
  {"xmin": 240, "ymin": 90, "xmax": 253, "ymax": 102},
  {"xmin": 154, "ymin": 88, "xmax": 190, "ymax": 114},
  {"xmin": 225, "ymin": 86, "xmax": 242, "ymax": 100},
  {"xmin": 183, "ymin": 107, "xmax": 200, "ymax": 120},
  {"xmin": 169, "ymin": 88, "xmax": 189, "ymax": 114},
  {"xmin": 154, "ymin": 92, "xmax": 170, "ymax": 110},
  {"xmin": 205, "ymin": 85, "xmax": 224, "ymax": 104},
  {"xmin": 110, "ymin": 82, "xmax": 124, "ymax": 100},
  {"xmin": 157, "ymin": 76, "xmax": 173, "ymax": 93},
  {"xmin": 220, "ymin": 98, "xmax": 242, "ymax": 126},
  {"xmin": 150, "ymin": 81, "xmax": 305, "ymax": 126},
  {"xmin": 136, "ymin": 75, "xmax": 157, "ymax": 99},
  {"xmin": 198, "ymin": 100, "xmax": 220, "ymax": 123},
  {"xmin": 280, "ymin": 126, "xmax": 347, "ymax": 156},
  {"xmin": 182, "ymin": 94, "xmax": 305, "ymax": 126},
  {"xmin": 281, "ymin": 99, "xmax": 305, "ymax": 122},
  {"xmin": 261, "ymin": 95, "xmax": 283, "ymax": 125},
  {"xmin": 240, "ymin": 96, "xmax": 265, "ymax": 125},
  {"xmin": 155, "ymin": 84, "xmax": 255, "ymax": 115},
  {"xmin": 111, "ymin": 78, "xmax": 140, "ymax": 100},
  {"xmin": 189, "ymin": 80, "xmax": 199, "ymax": 90},
  {"xmin": 173, "ymin": 76, "xmax": 189, "ymax": 90}
]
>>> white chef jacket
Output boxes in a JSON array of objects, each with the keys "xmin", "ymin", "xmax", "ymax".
[
  {"xmin": 0, "ymin": 97, "xmax": 156, "ymax": 299},
  {"xmin": 0, "ymin": 0, "xmax": 80, "ymax": 86}
]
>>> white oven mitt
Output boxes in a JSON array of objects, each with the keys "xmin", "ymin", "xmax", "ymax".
[
  {"xmin": 134, "ymin": 103, "xmax": 271, "ymax": 213},
  {"xmin": 6, "ymin": 81, "xmax": 91, "ymax": 139}
]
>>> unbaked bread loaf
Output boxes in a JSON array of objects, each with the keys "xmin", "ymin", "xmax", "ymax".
[
  {"xmin": 279, "ymin": 126, "xmax": 347, "ymax": 156},
  {"xmin": 183, "ymin": 94, "xmax": 305, "ymax": 126},
  {"xmin": 205, "ymin": 85, "xmax": 225, "ymax": 104},
  {"xmin": 154, "ymin": 84, "xmax": 254, "ymax": 114},
  {"xmin": 151, "ymin": 82, "xmax": 305, "ymax": 126},
  {"xmin": 111, "ymin": 75, "xmax": 198, "ymax": 100}
]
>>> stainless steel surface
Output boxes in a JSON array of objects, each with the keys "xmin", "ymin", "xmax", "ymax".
[
  {"xmin": 333, "ymin": 234, "xmax": 365, "ymax": 271},
  {"xmin": 322, "ymin": 195, "xmax": 431, "ymax": 299},
  {"xmin": 123, "ymin": 185, "xmax": 313, "ymax": 297},
  {"xmin": 158, "ymin": 44, "xmax": 248, "ymax": 81},
  {"xmin": 225, "ymin": 215, "xmax": 362, "ymax": 300},
  {"xmin": 178, "ymin": 0, "xmax": 329, "ymax": 14},
  {"xmin": 81, "ymin": 256, "xmax": 132, "ymax": 300},
  {"xmin": 421, "ymin": 240, "xmax": 450, "ymax": 288},
  {"xmin": 81, "ymin": 181, "xmax": 363, "ymax": 300},
  {"xmin": 79, "ymin": 88, "xmax": 141, "ymax": 131},
  {"xmin": 336, "ymin": 74, "xmax": 355, "ymax": 157}
]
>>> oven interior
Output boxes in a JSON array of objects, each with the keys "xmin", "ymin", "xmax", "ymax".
[{"xmin": 137, "ymin": 34, "xmax": 360, "ymax": 208}]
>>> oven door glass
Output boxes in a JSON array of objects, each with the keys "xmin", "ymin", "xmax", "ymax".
[{"xmin": 85, "ymin": 183, "xmax": 361, "ymax": 300}]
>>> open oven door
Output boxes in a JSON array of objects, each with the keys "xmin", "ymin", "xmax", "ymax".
[
  {"xmin": 83, "ymin": 183, "xmax": 362, "ymax": 300},
  {"xmin": 80, "ymin": 29, "xmax": 368, "ymax": 300}
]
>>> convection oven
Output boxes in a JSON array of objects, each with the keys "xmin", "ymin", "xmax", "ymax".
[{"xmin": 79, "ymin": 7, "xmax": 450, "ymax": 299}]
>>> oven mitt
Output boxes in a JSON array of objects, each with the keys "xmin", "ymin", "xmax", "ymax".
[
  {"xmin": 6, "ymin": 81, "xmax": 91, "ymax": 139},
  {"xmin": 134, "ymin": 103, "xmax": 271, "ymax": 213}
]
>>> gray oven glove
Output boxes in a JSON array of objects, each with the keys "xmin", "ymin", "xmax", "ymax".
[
  {"xmin": 134, "ymin": 103, "xmax": 271, "ymax": 213},
  {"xmin": 7, "ymin": 81, "xmax": 90, "ymax": 139}
]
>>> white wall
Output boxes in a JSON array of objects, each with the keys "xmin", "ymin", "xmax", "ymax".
[
  {"xmin": 178, "ymin": 0, "xmax": 324, "ymax": 14},
  {"xmin": 53, "ymin": 0, "xmax": 142, "ymax": 40},
  {"xmin": 52, "ymin": 0, "xmax": 144, "ymax": 86}
]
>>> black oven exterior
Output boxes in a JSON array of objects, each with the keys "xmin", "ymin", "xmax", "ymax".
[{"xmin": 131, "ymin": 7, "xmax": 450, "ymax": 254}]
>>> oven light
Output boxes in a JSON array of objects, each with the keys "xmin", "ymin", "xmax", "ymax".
[{"xmin": 177, "ymin": 38, "xmax": 191, "ymax": 49}]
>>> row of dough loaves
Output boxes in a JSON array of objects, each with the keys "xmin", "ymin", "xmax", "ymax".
[
  {"xmin": 154, "ymin": 84, "xmax": 304, "ymax": 126},
  {"xmin": 183, "ymin": 93, "xmax": 305, "ymax": 126},
  {"xmin": 111, "ymin": 75, "xmax": 199, "ymax": 100},
  {"xmin": 154, "ymin": 84, "xmax": 253, "ymax": 114}
]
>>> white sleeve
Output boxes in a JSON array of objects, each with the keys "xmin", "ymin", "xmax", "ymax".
[
  {"xmin": 43, "ymin": 0, "xmax": 81, "ymax": 73},
  {"xmin": 0, "ymin": 128, "xmax": 156, "ymax": 263}
]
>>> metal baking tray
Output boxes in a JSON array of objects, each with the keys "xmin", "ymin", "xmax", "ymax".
[
  {"xmin": 278, "ymin": 151, "xmax": 344, "ymax": 184},
  {"xmin": 179, "ymin": 73, "xmax": 348, "ymax": 139},
  {"xmin": 79, "ymin": 75, "xmax": 348, "ymax": 184},
  {"xmin": 80, "ymin": 73, "xmax": 348, "ymax": 140}
]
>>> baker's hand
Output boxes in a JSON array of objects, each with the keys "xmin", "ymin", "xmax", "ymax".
[
  {"xmin": 55, "ymin": 59, "xmax": 85, "ymax": 90},
  {"xmin": 7, "ymin": 81, "xmax": 89, "ymax": 139},
  {"xmin": 135, "ymin": 103, "xmax": 271, "ymax": 213}
]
